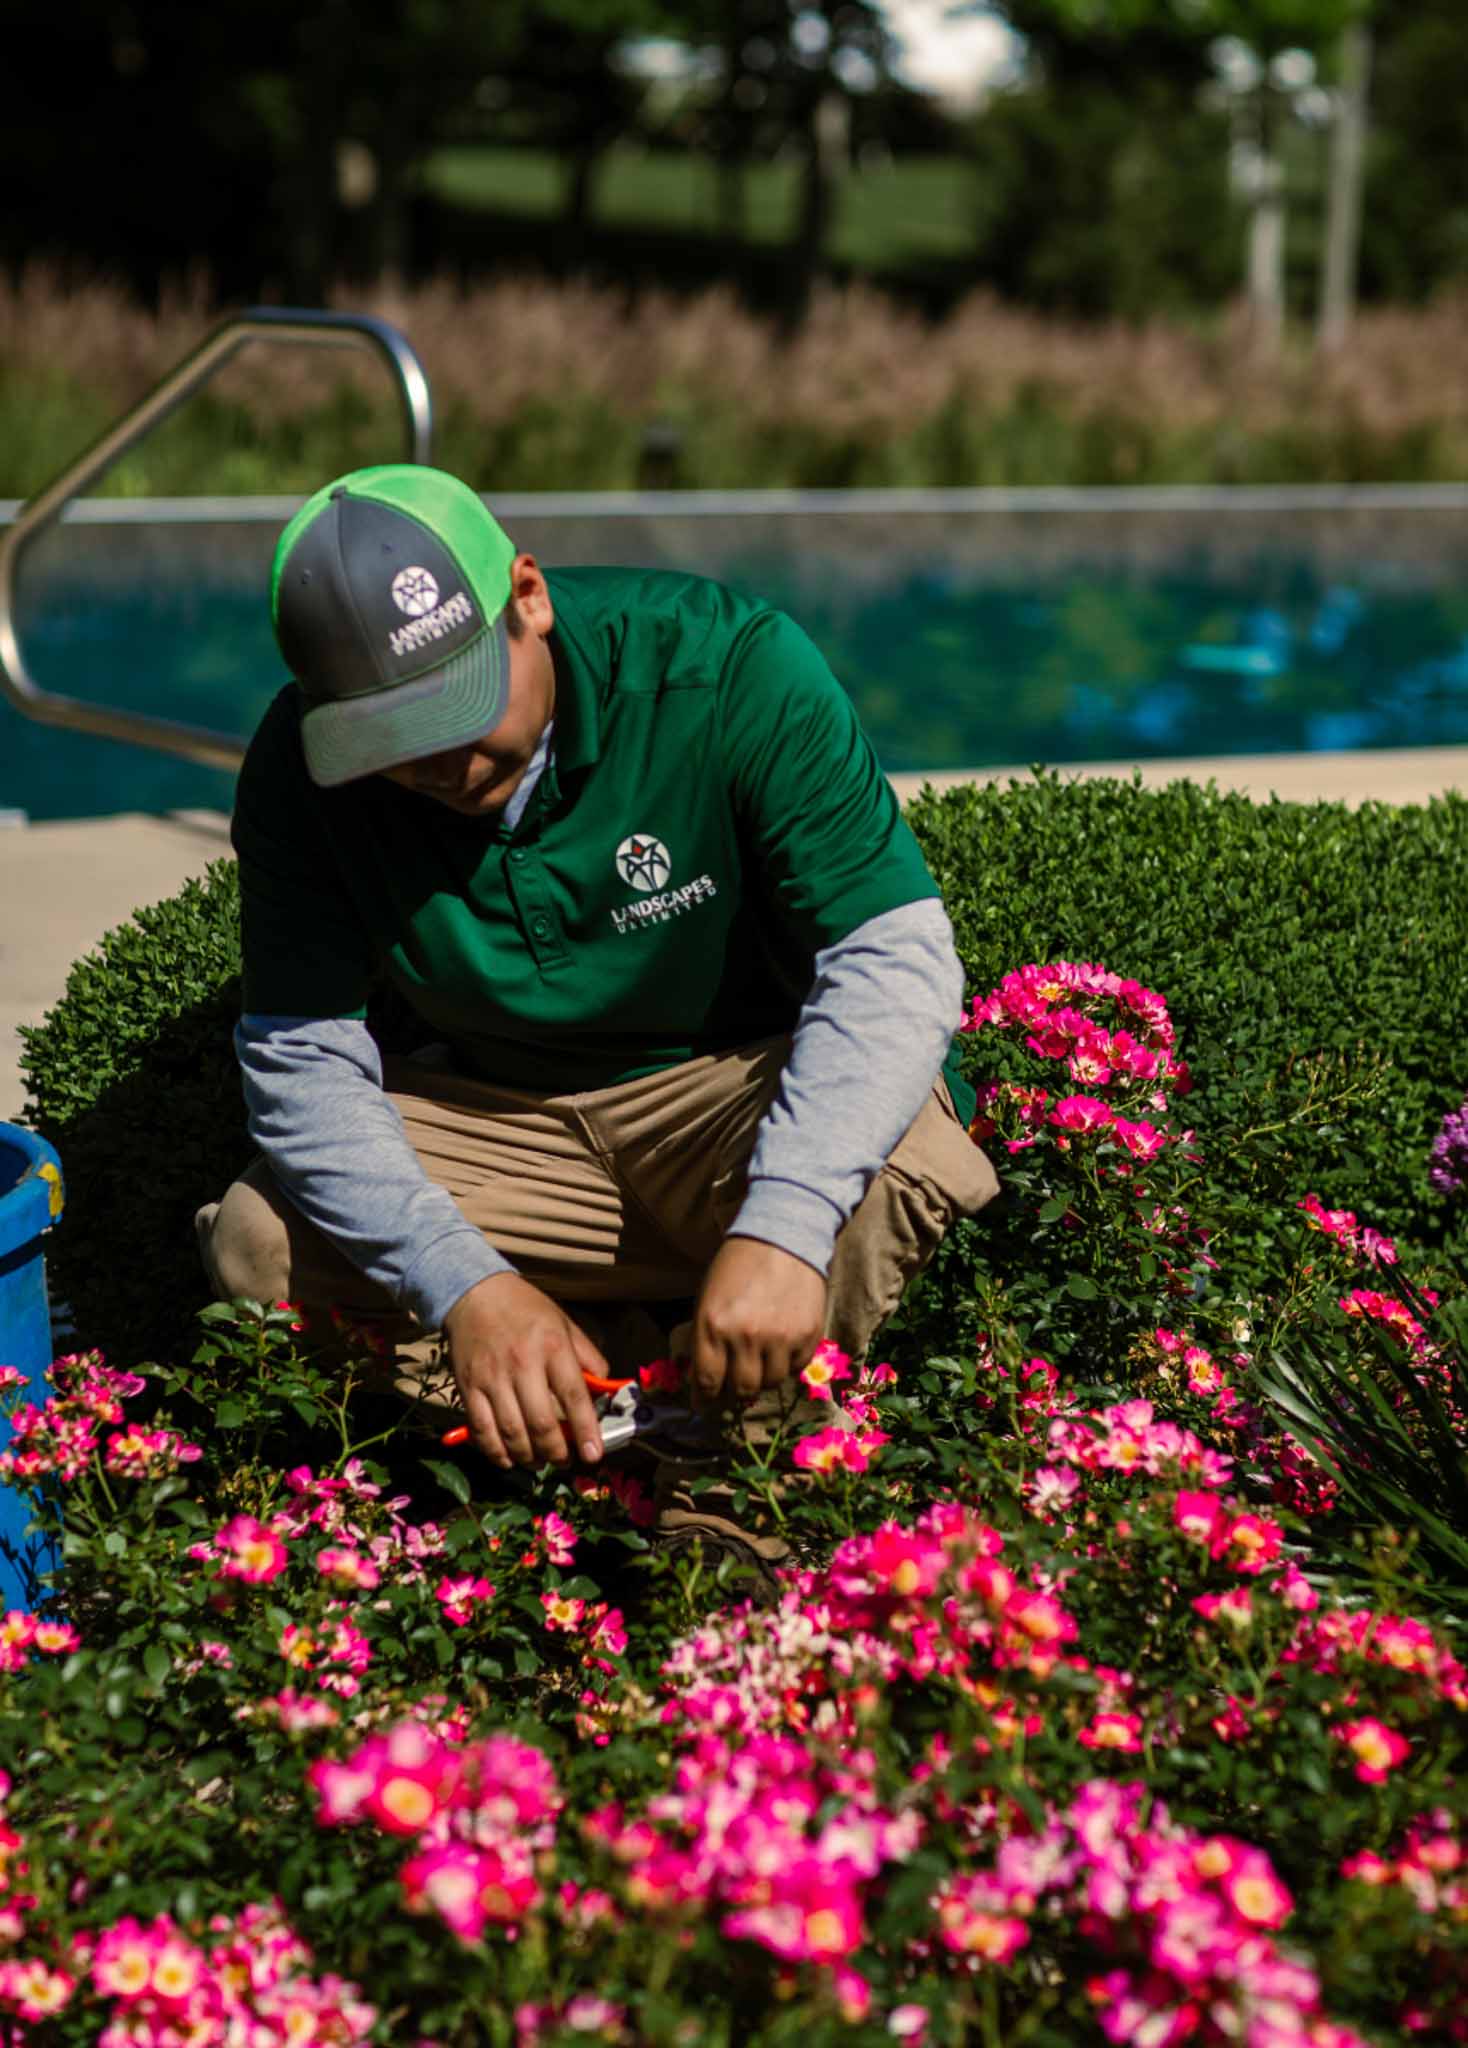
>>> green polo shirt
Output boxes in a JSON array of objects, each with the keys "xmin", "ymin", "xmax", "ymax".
[{"xmin": 236, "ymin": 565, "xmax": 964, "ymax": 1105}]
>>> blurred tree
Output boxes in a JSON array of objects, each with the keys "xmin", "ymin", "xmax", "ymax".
[
  {"xmin": 776, "ymin": 2, "xmax": 892, "ymax": 313},
  {"xmin": 0, "ymin": 2, "xmax": 284, "ymax": 299},
  {"xmin": 964, "ymin": 2, "xmax": 1234, "ymax": 316},
  {"xmin": 0, "ymin": 0, "xmax": 669, "ymax": 301},
  {"xmin": 1316, "ymin": 16, "xmax": 1369, "ymax": 347},
  {"xmin": 2, "ymin": 0, "xmax": 1456, "ymax": 332},
  {"xmin": 455, "ymin": 3, "xmax": 675, "ymax": 271},
  {"xmin": 1357, "ymin": 0, "xmax": 1468, "ymax": 301},
  {"xmin": 629, "ymin": 0, "xmax": 895, "ymax": 318},
  {"xmin": 976, "ymin": 0, "xmax": 1365, "ymax": 335},
  {"xmin": 666, "ymin": 0, "xmax": 781, "ymax": 241},
  {"xmin": 259, "ymin": 0, "xmax": 677, "ymax": 290},
  {"xmin": 968, "ymin": 76, "xmax": 1237, "ymax": 317}
]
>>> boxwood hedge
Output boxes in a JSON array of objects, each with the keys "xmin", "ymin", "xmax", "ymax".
[
  {"xmin": 915, "ymin": 772, "xmax": 1468, "ymax": 1268},
  {"xmin": 18, "ymin": 863, "xmax": 251, "ymax": 1360},
  {"xmin": 18, "ymin": 773, "xmax": 1468, "ymax": 1357}
]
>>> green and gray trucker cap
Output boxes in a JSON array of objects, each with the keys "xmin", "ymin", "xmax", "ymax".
[{"xmin": 271, "ymin": 464, "xmax": 517, "ymax": 787}]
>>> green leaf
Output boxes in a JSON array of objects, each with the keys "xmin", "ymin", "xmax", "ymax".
[
  {"xmin": 143, "ymin": 1643, "xmax": 172, "ymax": 1687},
  {"xmin": 215, "ymin": 1399, "xmax": 245, "ymax": 1429},
  {"xmin": 1066, "ymin": 1272, "xmax": 1098, "ymax": 1300},
  {"xmin": 1297, "ymin": 1753, "xmax": 1328, "ymax": 1796},
  {"xmin": 182, "ymin": 1748, "xmax": 232, "ymax": 1785},
  {"xmin": 1038, "ymin": 1196, "xmax": 1069, "ymax": 1223},
  {"xmin": 420, "ymin": 1459, "xmax": 472, "ymax": 1507}
]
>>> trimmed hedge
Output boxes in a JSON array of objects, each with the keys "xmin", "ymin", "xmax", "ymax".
[
  {"xmin": 18, "ymin": 862, "xmax": 249, "ymax": 1360},
  {"xmin": 19, "ymin": 774, "xmax": 1468, "ymax": 1357},
  {"xmin": 913, "ymin": 773, "xmax": 1468, "ymax": 1268}
]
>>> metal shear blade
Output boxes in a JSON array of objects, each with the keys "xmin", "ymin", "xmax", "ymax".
[{"xmin": 596, "ymin": 1382, "xmax": 727, "ymax": 1461}]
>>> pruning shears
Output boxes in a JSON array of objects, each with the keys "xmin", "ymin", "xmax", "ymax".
[{"xmin": 440, "ymin": 1365, "xmax": 726, "ymax": 1461}]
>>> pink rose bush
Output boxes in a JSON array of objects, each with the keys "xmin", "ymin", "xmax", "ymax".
[
  {"xmin": 0, "ymin": 1353, "xmax": 150, "ymax": 1485},
  {"xmin": 1298, "ymin": 1194, "xmax": 1398, "ymax": 1270},
  {"xmin": 965, "ymin": 960, "xmax": 1189, "ymax": 1098},
  {"xmin": 0, "ymin": 1613, "xmax": 78, "ymax": 1675},
  {"xmin": 17, "ymin": 1897, "xmax": 376, "ymax": 2043},
  {"xmin": 312, "ymin": 1722, "xmax": 561, "ymax": 1941},
  {"xmin": 0, "ymin": 967, "xmax": 1463, "ymax": 2043}
]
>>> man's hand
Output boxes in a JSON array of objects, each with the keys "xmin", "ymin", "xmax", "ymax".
[
  {"xmin": 443, "ymin": 1273, "xmax": 606, "ymax": 1469},
  {"xmin": 689, "ymin": 1238, "xmax": 828, "ymax": 1406}
]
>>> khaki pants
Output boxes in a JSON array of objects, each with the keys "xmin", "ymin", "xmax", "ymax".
[{"xmin": 198, "ymin": 1037, "xmax": 999, "ymax": 1369}]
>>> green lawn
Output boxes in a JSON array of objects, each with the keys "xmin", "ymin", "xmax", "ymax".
[{"xmin": 421, "ymin": 145, "xmax": 977, "ymax": 270}]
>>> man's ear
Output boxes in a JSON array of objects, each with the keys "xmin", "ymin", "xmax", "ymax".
[{"xmin": 510, "ymin": 552, "xmax": 554, "ymax": 637}]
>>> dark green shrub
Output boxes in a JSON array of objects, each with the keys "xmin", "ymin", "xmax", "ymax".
[
  {"xmin": 20, "ymin": 774, "xmax": 1468, "ymax": 1361},
  {"xmin": 908, "ymin": 772, "xmax": 1468, "ymax": 1271},
  {"xmin": 18, "ymin": 860, "xmax": 249, "ymax": 1360},
  {"xmin": 19, "ymin": 861, "xmax": 432, "ymax": 1361}
]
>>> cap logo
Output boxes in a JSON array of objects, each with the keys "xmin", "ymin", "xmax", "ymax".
[
  {"xmin": 387, "ymin": 588, "xmax": 477, "ymax": 661},
  {"xmin": 616, "ymin": 834, "xmax": 672, "ymax": 892},
  {"xmin": 391, "ymin": 565, "xmax": 440, "ymax": 617}
]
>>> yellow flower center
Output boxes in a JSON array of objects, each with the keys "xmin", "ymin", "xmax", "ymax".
[
  {"xmin": 153, "ymin": 1952, "xmax": 200, "ymax": 1998},
  {"xmin": 379, "ymin": 1777, "xmax": 436, "ymax": 1828},
  {"xmin": 1231, "ymin": 1876, "xmax": 1280, "ymax": 1923},
  {"xmin": 110, "ymin": 1951, "xmax": 152, "ymax": 1995},
  {"xmin": 963, "ymin": 1914, "xmax": 1014, "ymax": 1957},
  {"xmin": 804, "ymin": 1909, "xmax": 845, "ymax": 1952}
]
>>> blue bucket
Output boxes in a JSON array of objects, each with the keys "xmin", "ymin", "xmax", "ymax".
[{"xmin": 0, "ymin": 1124, "xmax": 65, "ymax": 1608}]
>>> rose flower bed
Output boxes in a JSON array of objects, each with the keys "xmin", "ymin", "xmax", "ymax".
[{"xmin": 1, "ymin": 954, "xmax": 1465, "ymax": 2046}]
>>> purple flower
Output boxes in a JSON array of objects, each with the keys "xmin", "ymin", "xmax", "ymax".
[{"xmin": 1429, "ymin": 1096, "xmax": 1468, "ymax": 1197}]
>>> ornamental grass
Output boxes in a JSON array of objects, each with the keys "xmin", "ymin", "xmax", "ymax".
[{"xmin": 8, "ymin": 267, "xmax": 1468, "ymax": 494}]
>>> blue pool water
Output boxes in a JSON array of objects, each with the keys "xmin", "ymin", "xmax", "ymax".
[{"xmin": 6, "ymin": 488, "xmax": 1468, "ymax": 822}]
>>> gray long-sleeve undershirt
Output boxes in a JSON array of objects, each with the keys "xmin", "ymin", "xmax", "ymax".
[
  {"xmin": 235, "ymin": 736, "xmax": 963, "ymax": 1328},
  {"xmin": 236, "ymin": 893, "xmax": 962, "ymax": 1332}
]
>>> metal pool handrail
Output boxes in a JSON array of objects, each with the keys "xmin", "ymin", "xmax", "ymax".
[{"xmin": 0, "ymin": 307, "xmax": 433, "ymax": 771}]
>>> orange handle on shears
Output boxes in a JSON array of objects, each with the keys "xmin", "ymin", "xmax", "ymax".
[
  {"xmin": 582, "ymin": 1369, "xmax": 635, "ymax": 1397},
  {"xmin": 440, "ymin": 1364, "xmax": 634, "ymax": 1447}
]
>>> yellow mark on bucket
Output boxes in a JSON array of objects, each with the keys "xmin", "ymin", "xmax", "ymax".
[{"xmin": 38, "ymin": 1162, "xmax": 63, "ymax": 1218}]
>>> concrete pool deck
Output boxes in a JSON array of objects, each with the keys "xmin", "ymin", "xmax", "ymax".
[{"xmin": 3, "ymin": 742, "xmax": 1467, "ymax": 1126}]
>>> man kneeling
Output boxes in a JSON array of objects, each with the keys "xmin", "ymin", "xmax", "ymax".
[{"xmin": 197, "ymin": 466, "xmax": 998, "ymax": 1551}]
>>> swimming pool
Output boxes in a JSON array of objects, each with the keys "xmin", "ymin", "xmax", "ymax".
[{"xmin": 6, "ymin": 486, "xmax": 1468, "ymax": 822}]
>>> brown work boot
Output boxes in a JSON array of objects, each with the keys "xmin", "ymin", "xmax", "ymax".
[
  {"xmin": 645, "ymin": 1360, "xmax": 830, "ymax": 1598},
  {"xmin": 386, "ymin": 1334, "xmax": 458, "ymax": 1420},
  {"xmin": 652, "ymin": 1506, "xmax": 790, "ymax": 1604}
]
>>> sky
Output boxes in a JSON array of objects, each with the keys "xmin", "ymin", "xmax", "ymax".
[
  {"xmin": 878, "ymin": 2, "xmax": 1024, "ymax": 107},
  {"xmin": 620, "ymin": 7, "xmax": 1024, "ymax": 109}
]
